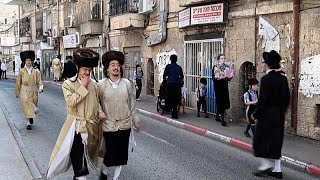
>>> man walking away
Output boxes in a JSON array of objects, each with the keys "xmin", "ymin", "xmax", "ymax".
[
  {"xmin": 163, "ymin": 54, "xmax": 184, "ymax": 119},
  {"xmin": 252, "ymin": 50, "xmax": 290, "ymax": 179}
]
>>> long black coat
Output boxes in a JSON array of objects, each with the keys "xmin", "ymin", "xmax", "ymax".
[{"xmin": 253, "ymin": 70, "xmax": 290, "ymax": 159}]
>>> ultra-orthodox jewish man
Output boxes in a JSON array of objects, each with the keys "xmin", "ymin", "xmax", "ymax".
[
  {"xmin": 97, "ymin": 50, "xmax": 140, "ymax": 180},
  {"xmin": 47, "ymin": 49, "xmax": 102, "ymax": 180},
  {"xmin": 15, "ymin": 50, "xmax": 44, "ymax": 130}
]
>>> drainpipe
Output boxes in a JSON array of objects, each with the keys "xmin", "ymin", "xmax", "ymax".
[
  {"xmin": 146, "ymin": 0, "xmax": 167, "ymax": 46},
  {"xmin": 291, "ymin": 0, "xmax": 300, "ymax": 131}
]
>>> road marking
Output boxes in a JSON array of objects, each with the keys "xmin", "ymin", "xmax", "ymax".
[{"xmin": 141, "ymin": 131, "xmax": 175, "ymax": 147}]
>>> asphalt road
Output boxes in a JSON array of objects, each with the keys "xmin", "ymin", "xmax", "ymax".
[{"xmin": 0, "ymin": 78, "xmax": 317, "ymax": 180}]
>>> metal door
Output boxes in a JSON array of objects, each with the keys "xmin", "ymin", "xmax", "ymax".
[
  {"xmin": 184, "ymin": 39, "xmax": 223, "ymax": 113},
  {"xmin": 147, "ymin": 58, "xmax": 154, "ymax": 95}
]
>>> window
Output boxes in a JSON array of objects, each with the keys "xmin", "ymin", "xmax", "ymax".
[
  {"xmin": 110, "ymin": 0, "xmax": 138, "ymax": 16},
  {"xmin": 4, "ymin": 18, "xmax": 7, "ymax": 24},
  {"xmin": 91, "ymin": 0, "xmax": 103, "ymax": 20}
]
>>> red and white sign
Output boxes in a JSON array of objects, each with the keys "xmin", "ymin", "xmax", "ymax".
[
  {"xmin": 0, "ymin": 37, "xmax": 15, "ymax": 47},
  {"xmin": 191, "ymin": 3, "xmax": 224, "ymax": 25},
  {"xmin": 178, "ymin": 8, "xmax": 190, "ymax": 28}
]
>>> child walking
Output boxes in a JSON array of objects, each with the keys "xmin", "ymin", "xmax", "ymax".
[
  {"xmin": 243, "ymin": 78, "xmax": 259, "ymax": 138},
  {"xmin": 196, "ymin": 78, "xmax": 209, "ymax": 118},
  {"xmin": 180, "ymin": 82, "xmax": 187, "ymax": 114}
]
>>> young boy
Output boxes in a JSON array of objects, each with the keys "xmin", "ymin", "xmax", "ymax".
[
  {"xmin": 196, "ymin": 78, "xmax": 209, "ymax": 118},
  {"xmin": 243, "ymin": 78, "xmax": 259, "ymax": 138},
  {"xmin": 179, "ymin": 82, "xmax": 187, "ymax": 114}
]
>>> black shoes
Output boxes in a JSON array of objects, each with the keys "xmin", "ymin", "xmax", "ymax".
[
  {"xmin": 99, "ymin": 172, "xmax": 108, "ymax": 180},
  {"xmin": 253, "ymin": 168, "xmax": 272, "ymax": 177},
  {"xmin": 205, "ymin": 114, "xmax": 209, "ymax": 118},
  {"xmin": 269, "ymin": 171, "xmax": 283, "ymax": 179},
  {"xmin": 197, "ymin": 113, "xmax": 200, "ymax": 117},
  {"xmin": 215, "ymin": 116, "xmax": 222, "ymax": 122},
  {"xmin": 26, "ymin": 125, "xmax": 32, "ymax": 130},
  {"xmin": 221, "ymin": 121, "xmax": 227, "ymax": 127},
  {"xmin": 244, "ymin": 131, "xmax": 251, "ymax": 138},
  {"xmin": 172, "ymin": 114, "xmax": 178, "ymax": 119},
  {"xmin": 29, "ymin": 118, "xmax": 33, "ymax": 125}
]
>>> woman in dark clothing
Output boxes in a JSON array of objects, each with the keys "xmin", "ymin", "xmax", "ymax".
[
  {"xmin": 252, "ymin": 50, "xmax": 290, "ymax": 179},
  {"xmin": 212, "ymin": 54, "xmax": 232, "ymax": 126}
]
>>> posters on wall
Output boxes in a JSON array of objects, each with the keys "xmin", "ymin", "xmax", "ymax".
[
  {"xmin": 156, "ymin": 49, "xmax": 177, "ymax": 83},
  {"xmin": 299, "ymin": 54, "xmax": 320, "ymax": 98}
]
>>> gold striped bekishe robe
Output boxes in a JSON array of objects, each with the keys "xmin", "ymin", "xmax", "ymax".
[{"xmin": 15, "ymin": 67, "xmax": 44, "ymax": 119}]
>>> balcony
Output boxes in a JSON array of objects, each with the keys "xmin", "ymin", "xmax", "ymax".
[
  {"xmin": 36, "ymin": 11, "xmax": 44, "ymax": 40},
  {"xmin": 179, "ymin": 0, "xmax": 219, "ymax": 7},
  {"xmin": 19, "ymin": 17, "xmax": 31, "ymax": 37},
  {"xmin": 110, "ymin": 0, "xmax": 139, "ymax": 16},
  {"xmin": 76, "ymin": 0, "xmax": 103, "ymax": 35},
  {"xmin": 109, "ymin": 0, "xmax": 144, "ymax": 30},
  {"xmin": 110, "ymin": 13, "xmax": 145, "ymax": 30},
  {"xmin": 20, "ymin": 36, "xmax": 32, "ymax": 43}
]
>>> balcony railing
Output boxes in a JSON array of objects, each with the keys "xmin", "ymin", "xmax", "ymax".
[
  {"xmin": 110, "ymin": 0, "xmax": 139, "ymax": 16},
  {"xmin": 77, "ymin": 0, "xmax": 103, "ymax": 24},
  {"xmin": 19, "ymin": 17, "xmax": 31, "ymax": 37},
  {"xmin": 36, "ymin": 11, "xmax": 44, "ymax": 39}
]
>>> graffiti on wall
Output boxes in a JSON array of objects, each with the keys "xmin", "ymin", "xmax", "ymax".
[
  {"xmin": 299, "ymin": 54, "xmax": 320, "ymax": 98},
  {"xmin": 156, "ymin": 49, "xmax": 177, "ymax": 83}
]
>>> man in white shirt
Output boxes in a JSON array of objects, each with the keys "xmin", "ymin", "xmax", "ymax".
[{"xmin": 1, "ymin": 60, "xmax": 7, "ymax": 79}]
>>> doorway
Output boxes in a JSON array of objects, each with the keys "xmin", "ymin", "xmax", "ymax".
[{"xmin": 147, "ymin": 58, "xmax": 154, "ymax": 95}]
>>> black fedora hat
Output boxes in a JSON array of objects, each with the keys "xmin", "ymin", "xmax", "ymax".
[{"xmin": 262, "ymin": 50, "xmax": 281, "ymax": 69}]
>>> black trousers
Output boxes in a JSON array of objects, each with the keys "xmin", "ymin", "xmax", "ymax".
[
  {"xmin": 166, "ymin": 84, "xmax": 181, "ymax": 116},
  {"xmin": 2, "ymin": 70, "xmax": 6, "ymax": 79},
  {"xmin": 70, "ymin": 133, "xmax": 89, "ymax": 177},
  {"xmin": 197, "ymin": 97, "xmax": 207, "ymax": 113},
  {"xmin": 0, "ymin": 69, "xmax": 2, "ymax": 79},
  {"xmin": 136, "ymin": 84, "xmax": 142, "ymax": 99},
  {"xmin": 245, "ymin": 124, "xmax": 256, "ymax": 135}
]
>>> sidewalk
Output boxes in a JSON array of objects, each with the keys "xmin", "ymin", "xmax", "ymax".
[
  {"xmin": 136, "ymin": 97, "xmax": 320, "ymax": 177},
  {"xmin": 0, "ymin": 104, "xmax": 33, "ymax": 180}
]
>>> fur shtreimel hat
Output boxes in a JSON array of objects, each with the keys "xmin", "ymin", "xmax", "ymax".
[
  {"xmin": 20, "ymin": 51, "xmax": 35, "ymax": 62},
  {"xmin": 102, "ymin": 50, "xmax": 125, "ymax": 67},
  {"xmin": 73, "ymin": 49, "xmax": 99, "ymax": 68},
  {"xmin": 248, "ymin": 78, "xmax": 259, "ymax": 86},
  {"xmin": 262, "ymin": 50, "xmax": 281, "ymax": 69}
]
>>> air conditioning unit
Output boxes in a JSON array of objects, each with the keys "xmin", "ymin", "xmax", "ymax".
[
  {"xmin": 52, "ymin": 26, "xmax": 59, "ymax": 38},
  {"xmin": 98, "ymin": 35, "xmax": 105, "ymax": 47},
  {"xmin": 138, "ymin": 0, "xmax": 154, "ymax": 14},
  {"xmin": 47, "ymin": 37, "xmax": 56, "ymax": 47}
]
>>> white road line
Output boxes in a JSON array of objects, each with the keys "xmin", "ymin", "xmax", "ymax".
[{"xmin": 141, "ymin": 131, "xmax": 175, "ymax": 147}]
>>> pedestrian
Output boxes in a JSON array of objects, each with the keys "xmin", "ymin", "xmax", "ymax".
[
  {"xmin": 0, "ymin": 60, "xmax": 2, "ymax": 80},
  {"xmin": 196, "ymin": 78, "xmax": 209, "ymax": 118},
  {"xmin": 12, "ymin": 59, "xmax": 15, "ymax": 75},
  {"xmin": 97, "ymin": 50, "xmax": 140, "ymax": 180},
  {"xmin": 34, "ymin": 58, "xmax": 41, "ymax": 70},
  {"xmin": 163, "ymin": 54, "xmax": 184, "ymax": 119},
  {"xmin": 252, "ymin": 50, "xmax": 290, "ymax": 179},
  {"xmin": 1, "ymin": 60, "xmax": 7, "ymax": 79},
  {"xmin": 15, "ymin": 51, "xmax": 44, "ymax": 130},
  {"xmin": 62, "ymin": 56, "xmax": 77, "ymax": 80},
  {"xmin": 52, "ymin": 55, "xmax": 62, "ymax": 81},
  {"xmin": 243, "ymin": 78, "xmax": 259, "ymax": 138},
  {"xmin": 47, "ymin": 49, "xmax": 102, "ymax": 180},
  {"xmin": 212, "ymin": 54, "xmax": 233, "ymax": 126},
  {"xmin": 134, "ymin": 64, "xmax": 143, "ymax": 101}
]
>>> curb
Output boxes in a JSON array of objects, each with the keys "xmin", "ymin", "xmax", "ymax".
[
  {"xmin": 136, "ymin": 108, "xmax": 320, "ymax": 177},
  {"xmin": 0, "ymin": 103, "xmax": 43, "ymax": 179}
]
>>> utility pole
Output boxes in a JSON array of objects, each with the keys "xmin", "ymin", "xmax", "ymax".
[{"xmin": 291, "ymin": 0, "xmax": 300, "ymax": 131}]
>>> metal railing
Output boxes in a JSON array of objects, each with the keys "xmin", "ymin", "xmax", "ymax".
[{"xmin": 110, "ymin": 0, "xmax": 139, "ymax": 16}]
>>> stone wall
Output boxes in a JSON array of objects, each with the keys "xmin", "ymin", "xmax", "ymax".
[{"xmin": 297, "ymin": 5, "xmax": 320, "ymax": 140}]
